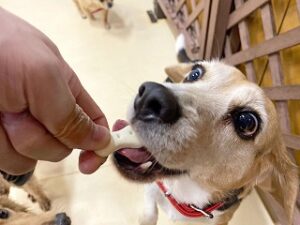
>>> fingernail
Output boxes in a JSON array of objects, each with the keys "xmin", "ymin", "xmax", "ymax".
[{"xmin": 93, "ymin": 125, "xmax": 111, "ymax": 149}]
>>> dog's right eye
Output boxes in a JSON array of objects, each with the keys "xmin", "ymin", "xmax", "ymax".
[
  {"xmin": 184, "ymin": 64, "xmax": 205, "ymax": 83},
  {"xmin": 0, "ymin": 209, "xmax": 9, "ymax": 219}
]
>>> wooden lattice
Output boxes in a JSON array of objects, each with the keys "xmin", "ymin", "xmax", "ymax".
[{"xmin": 157, "ymin": 0, "xmax": 300, "ymax": 224}]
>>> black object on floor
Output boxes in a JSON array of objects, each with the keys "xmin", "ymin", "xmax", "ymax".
[
  {"xmin": 147, "ymin": 10, "xmax": 158, "ymax": 23},
  {"xmin": 0, "ymin": 170, "xmax": 34, "ymax": 186}
]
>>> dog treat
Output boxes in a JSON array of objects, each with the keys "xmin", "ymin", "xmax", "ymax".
[{"xmin": 95, "ymin": 126, "xmax": 142, "ymax": 157}]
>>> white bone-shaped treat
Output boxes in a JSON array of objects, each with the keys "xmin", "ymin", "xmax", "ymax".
[{"xmin": 95, "ymin": 126, "xmax": 143, "ymax": 157}]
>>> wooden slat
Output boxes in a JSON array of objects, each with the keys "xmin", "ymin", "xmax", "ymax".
[
  {"xmin": 235, "ymin": 0, "xmax": 256, "ymax": 83},
  {"xmin": 283, "ymin": 134, "xmax": 300, "ymax": 150},
  {"xmin": 189, "ymin": 0, "xmax": 201, "ymax": 56},
  {"xmin": 184, "ymin": 0, "xmax": 205, "ymax": 28},
  {"xmin": 205, "ymin": 0, "xmax": 233, "ymax": 59},
  {"xmin": 224, "ymin": 35, "xmax": 233, "ymax": 57},
  {"xmin": 227, "ymin": 0, "xmax": 269, "ymax": 29},
  {"xmin": 261, "ymin": 3, "xmax": 291, "ymax": 133},
  {"xmin": 294, "ymin": 207, "xmax": 300, "ymax": 225},
  {"xmin": 264, "ymin": 86, "xmax": 300, "ymax": 100},
  {"xmin": 257, "ymin": 188, "xmax": 289, "ymax": 225},
  {"xmin": 157, "ymin": 0, "xmax": 179, "ymax": 36},
  {"xmin": 297, "ymin": 0, "xmax": 300, "ymax": 19},
  {"xmin": 176, "ymin": 4, "xmax": 188, "ymax": 29},
  {"xmin": 175, "ymin": 0, "xmax": 186, "ymax": 13},
  {"xmin": 198, "ymin": 0, "xmax": 211, "ymax": 59},
  {"xmin": 224, "ymin": 27, "xmax": 300, "ymax": 66}
]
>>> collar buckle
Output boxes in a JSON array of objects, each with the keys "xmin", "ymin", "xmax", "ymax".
[{"xmin": 189, "ymin": 204, "xmax": 214, "ymax": 219}]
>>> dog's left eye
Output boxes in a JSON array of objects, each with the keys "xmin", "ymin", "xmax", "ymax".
[
  {"xmin": 185, "ymin": 65, "xmax": 205, "ymax": 82},
  {"xmin": 233, "ymin": 111, "xmax": 260, "ymax": 139}
]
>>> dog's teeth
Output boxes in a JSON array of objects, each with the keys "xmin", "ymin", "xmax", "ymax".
[{"xmin": 140, "ymin": 161, "xmax": 153, "ymax": 170}]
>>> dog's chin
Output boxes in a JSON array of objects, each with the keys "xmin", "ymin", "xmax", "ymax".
[{"xmin": 112, "ymin": 147, "xmax": 184, "ymax": 182}]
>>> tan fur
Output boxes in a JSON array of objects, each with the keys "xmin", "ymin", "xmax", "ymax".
[
  {"xmin": 73, "ymin": 0, "xmax": 113, "ymax": 29},
  {"xmin": 163, "ymin": 61, "xmax": 299, "ymax": 224},
  {"xmin": 0, "ymin": 175, "xmax": 70, "ymax": 225},
  {"xmin": 122, "ymin": 61, "xmax": 299, "ymax": 225}
]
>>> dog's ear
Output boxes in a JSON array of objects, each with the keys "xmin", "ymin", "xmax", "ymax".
[
  {"xmin": 164, "ymin": 64, "xmax": 190, "ymax": 83},
  {"xmin": 268, "ymin": 141, "xmax": 299, "ymax": 224}
]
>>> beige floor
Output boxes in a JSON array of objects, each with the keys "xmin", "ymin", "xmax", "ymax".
[{"xmin": 0, "ymin": 0, "xmax": 274, "ymax": 224}]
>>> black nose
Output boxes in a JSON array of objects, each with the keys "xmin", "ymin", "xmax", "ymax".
[
  {"xmin": 0, "ymin": 209, "xmax": 9, "ymax": 219},
  {"xmin": 134, "ymin": 82, "xmax": 181, "ymax": 124},
  {"xmin": 55, "ymin": 213, "xmax": 71, "ymax": 225},
  {"xmin": 108, "ymin": 2, "xmax": 113, "ymax": 8}
]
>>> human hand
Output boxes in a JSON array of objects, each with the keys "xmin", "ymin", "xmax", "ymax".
[{"xmin": 0, "ymin": 8, "xmax": 110, "ymax": 175}]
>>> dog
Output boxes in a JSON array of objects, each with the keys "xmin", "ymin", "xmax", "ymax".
[
  {"xmin": 112, "ymin": 60, "xmax": 299, "ymax": 225},
  {"xmin": 0, "ymin": 172, "xmax": 71, "ymax": 225},
  {"xmin": 73, "ymin": 0, "xmax": 113, "ymax": 29}
]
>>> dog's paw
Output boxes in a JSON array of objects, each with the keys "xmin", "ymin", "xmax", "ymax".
[
  {"xmin": 0, "ymin": 186, "xmax": 9, "ymax": 196},
  {"xmin": 38, "ymin": 197, "xmax": 52, "ymax": 212},
  {"xmin": 105, "ymin": 23, "xmax": 111, "ymax": 30}
]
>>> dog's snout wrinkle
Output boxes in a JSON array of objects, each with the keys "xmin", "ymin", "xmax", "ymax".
[{"xmin": 134, "ymin": 82, "xmax": 181, "ymax": 124}]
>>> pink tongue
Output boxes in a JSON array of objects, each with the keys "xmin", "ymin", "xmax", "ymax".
[
  {"xmin": 113, "ymin": 120, "xmax": 150, "ymax": 164},
  {"xmin": 118, "ymin": 148, "xmax": 151, "ymax": 164}
]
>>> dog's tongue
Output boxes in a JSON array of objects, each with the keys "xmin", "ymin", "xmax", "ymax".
[
  {"xmin": 118, "ymin": 148, "xmax": 151, "ymax": 163},
  {"xmin": 113, "ymin": 120, "xmax": 150, "ymax": 164}
]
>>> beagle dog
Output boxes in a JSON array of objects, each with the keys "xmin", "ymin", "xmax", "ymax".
[
  {"xmin": 73, "ymin": 0, "xmax": 113, "ymax": 29},
  {"xmin": 112, "ymin": 61, "xmax": 299, "ymax": 225}
]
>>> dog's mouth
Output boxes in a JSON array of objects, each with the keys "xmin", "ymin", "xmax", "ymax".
[{"xmin": 112, "ymin": 120, "xmax": 184, "ymax": 182}]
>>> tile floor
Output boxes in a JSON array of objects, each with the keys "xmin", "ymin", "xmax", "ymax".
[{"xmin": 0, "ymin": 0, "xmax": 274, "ymax": 224}]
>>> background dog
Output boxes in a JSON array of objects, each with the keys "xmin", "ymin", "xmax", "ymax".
[
  {"xmin": 0, "ymin": 174, "xmax": 71, "ymax": 225},
  {"xmin": 112, "ymin": 60, "xmax": 299, "ymax": 225},
  {"xmin": 73, "ymin": 0, "xmax": 113, "ymax": 29}
]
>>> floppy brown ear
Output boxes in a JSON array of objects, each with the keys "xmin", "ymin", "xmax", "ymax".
[
  {"xmin": 164, "ymin": 64, "xmax": 190, "ymax": 83},
  {"xmin": 268, "ymin": 141, "xmax": 299, "ymax": 224}
]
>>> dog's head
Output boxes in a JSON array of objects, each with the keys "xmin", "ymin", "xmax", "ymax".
[
  {"xmin": 113, "ymin": 61, "xmax": 298, "ymax": 222},
  {"xmin": 0, "ymin": 197, "xmax": 71, "ymax": 225},
  {"xmin": 99, "ymin": 0, "xmax": 113, "ymax": 8}
]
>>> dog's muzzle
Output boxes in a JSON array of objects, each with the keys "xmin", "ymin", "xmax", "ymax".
[{"xmin": 134, "ymin": 82, "xmax": 181, "ymax": 124}]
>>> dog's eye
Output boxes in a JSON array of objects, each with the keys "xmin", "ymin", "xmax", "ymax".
[
  {"xmin": 185, "ymin": 64, "xmax": 205, "ymax": 82},
  {"xmin": 233, "ymin": 111, "xmax": 260, "ymax": 139},
  {"xmin": 0, "ymin": 209, "xmax": 9, "ymax": 219}
]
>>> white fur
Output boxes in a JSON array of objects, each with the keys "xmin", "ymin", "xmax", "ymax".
[
  {"xmin": 175, "ymin": 33, "xmax": 185, "ymax": 54},
  {"xmin": 140, "ymin": 176, "xmax": 223, "ymax": 225}
]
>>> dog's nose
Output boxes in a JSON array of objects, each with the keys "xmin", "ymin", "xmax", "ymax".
[
  {"xmin": 0, "ymin": 209, "xmax": 9, "ymax": 219},
  {"xmin": 55, "ymin": 213, "xmax": 71, "ymax": 225},
  {"xmin": 134, "ymin": 82, "xmax": 180, "ymax": 123},
  {"xmin": 108, "ymin": 2, "xmax": 113, "ymax": 8}
]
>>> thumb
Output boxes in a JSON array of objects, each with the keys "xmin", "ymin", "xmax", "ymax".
[{"xmin": 53, "ymin": 104, "xmax": 111, "ymax": 150}]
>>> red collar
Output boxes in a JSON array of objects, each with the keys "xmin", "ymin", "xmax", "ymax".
[{"xmin": 156, "ymin": 181, "xmax": 224, "ymax": 219}]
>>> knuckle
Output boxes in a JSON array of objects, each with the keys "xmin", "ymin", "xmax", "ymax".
[{"xmin": 54, "ymin": 105, "xmax": 92, "ymax": 148}]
